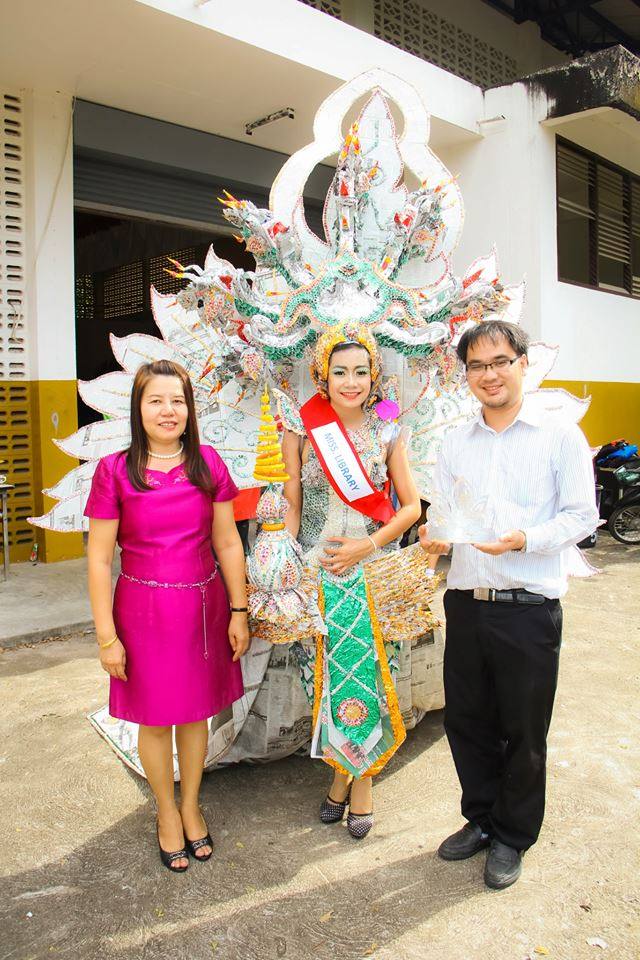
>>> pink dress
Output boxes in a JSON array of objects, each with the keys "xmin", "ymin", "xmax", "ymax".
[{"xmin": 84, "ymin": 445, "xmax": 245, "ymax": 726}]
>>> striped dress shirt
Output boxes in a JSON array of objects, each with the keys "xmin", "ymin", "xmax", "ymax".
[{"xmin": 432, "ymin": 398, "xmax": 600, "ymax": 599}]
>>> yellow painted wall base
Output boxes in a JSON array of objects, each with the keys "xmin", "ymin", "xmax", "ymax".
[
  {"xmin": 544, "ymin": 380, "xmax": 640, "ymax": 448},
  {"xmin": 29, "ymin": 380, "xmax": 84, "ymax": 563}
]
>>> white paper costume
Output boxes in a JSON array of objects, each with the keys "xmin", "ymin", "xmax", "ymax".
[{"xmin": 29, "ymin": 70, "xmax": 590, "ymax": 777}]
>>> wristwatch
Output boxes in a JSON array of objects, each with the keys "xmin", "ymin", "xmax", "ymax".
[{"xmin": 518, "ymin": 530, "xmax": 527, "ymax": 553}]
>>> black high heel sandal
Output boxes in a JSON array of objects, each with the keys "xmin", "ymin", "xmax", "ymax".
[
  {"xmin": 185, "ymin": 829, "xmax": 213, "ymax": 862},
  {"xmin": 156, "ymin": 822, "xmax": 189, "ymax": 873},
  {"xmin": 184, "ymin": 810, "xmax": 213, "ymax": 862},
  {"xmin": 319, "ymin": 778, "xmax": 353, "ymax": 824}
]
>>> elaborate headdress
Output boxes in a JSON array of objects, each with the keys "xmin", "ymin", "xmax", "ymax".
[{"xmin": 309, "ymin": 324, "xmax": 382, "ymax": 401}]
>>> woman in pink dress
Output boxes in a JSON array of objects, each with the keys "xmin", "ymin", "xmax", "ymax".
[{"xmin": 85, "ymin": 359, "xmax": 249, "ymax": 873}]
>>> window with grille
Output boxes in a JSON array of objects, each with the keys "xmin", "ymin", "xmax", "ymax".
[
  {"xmin": 148, "ymin": 247, "xmax": 201, "ymax": 295},
  {"xmin": 92, "ymin": 246, "xmax": 207, "ymax": 322},
  {"xmin": 102, "ymin": 261, "xmax": 144, "ymax": 321},
  {"xmin": 373, "ymin": 0, "xmax": 517, "ymax": 88},
  {"xmin": 557, "ymin": 138, "xmax": 640, "ymax": 299},
  {"xmin": 75, "ymin": 274, "xmax": 93, "ymax": 328}
]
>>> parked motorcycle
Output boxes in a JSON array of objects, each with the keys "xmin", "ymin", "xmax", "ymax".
[
  {"xmin": 595, "ymin": 440, "xmax": 639, "ymax": 518},
  {"xmin": 607, "ymin": 461, "xmax": 640, "ymax": 544}
]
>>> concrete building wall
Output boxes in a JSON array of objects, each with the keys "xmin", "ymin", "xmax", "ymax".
[
  {"xmin": 440, "ymin": 77, "xmax": 639, "ymax": 446},
  {"xmin": 0, "ymin": 87, "xmax": 81, "ymax": 562},
  {"xmin": 439, "ymin": 83, "xmax": 548, "ymax": 342},
  {"xmin": 537, "ymin": 114, "xmax": 639, "ymax": 445},
  {"xmin": 313, "ymin": 0, "xmax": 565, "ymax": 79},
  {"xmin": 406, "ymin": 0, "xmax": 565, "ymax": 75}
]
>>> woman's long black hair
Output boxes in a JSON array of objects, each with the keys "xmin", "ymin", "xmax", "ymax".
[{"xmin": 125, "ymin": 359, "xmax": 213, "ymax": 493}]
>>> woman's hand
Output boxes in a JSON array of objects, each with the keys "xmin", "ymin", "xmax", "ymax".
[
  {"xmin": 418, "ymin": 524, "xmax": 451, "ymax": 556},
  {"xmin": 98, "ymin": 637, "xmax": 127, "ymax": 681},
  {"xmin": 228, "ymin": 613, "xmax": 250, "ymax": 662},
  {"xmin": 320, "ymin": 537, "xmax": 374, "ymax": 576}
]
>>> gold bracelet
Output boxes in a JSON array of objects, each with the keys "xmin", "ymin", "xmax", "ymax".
[
  {"xmin": 367, "ymin": 534, "xmax": 378, "ymax": 554},
  {"xmin": 98, "ymin": 635, "xmax": 118, "ymax": 649}
]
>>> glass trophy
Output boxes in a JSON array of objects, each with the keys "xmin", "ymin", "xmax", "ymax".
[{"xmin": 427, "ymin": 477, "xmax": 495, "ymax": 544}]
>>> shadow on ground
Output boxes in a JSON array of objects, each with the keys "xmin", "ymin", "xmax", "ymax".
[{"xmin": 2, "ymin": 718, "xmax": 472, "ymax": 960}]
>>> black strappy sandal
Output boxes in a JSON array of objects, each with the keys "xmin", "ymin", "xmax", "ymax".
[{"xmin": 156, "ymin": 822, "xmax": 189, "ymax": 873}]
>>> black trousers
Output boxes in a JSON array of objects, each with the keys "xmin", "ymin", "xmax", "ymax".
[{"xmin": 443, "ymin": 589, "xmax": 563, "ymax": 851}]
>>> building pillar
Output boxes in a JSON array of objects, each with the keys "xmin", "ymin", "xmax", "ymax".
[{"xmin": 28, "ymin": 90, "xmax": 83, "ymax": 562}]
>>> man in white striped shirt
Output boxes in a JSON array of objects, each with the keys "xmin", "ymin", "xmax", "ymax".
[{"xmin": 420, "ymin": 320, "xmax": 598, "ymax": 890}]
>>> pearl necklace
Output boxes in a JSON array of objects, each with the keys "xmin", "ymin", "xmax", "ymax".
[{"xmin": 148, "ymin": 442, "xmax": 184, "ymax": 461}]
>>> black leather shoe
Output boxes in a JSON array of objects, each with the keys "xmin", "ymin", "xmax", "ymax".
[
  {"xmin": 438, "ymin": 822, "xmax": 490, "ymax": 861},
  {"xmin": 484, "ymin": 840, "xmax": 522, "ymax": 889}
]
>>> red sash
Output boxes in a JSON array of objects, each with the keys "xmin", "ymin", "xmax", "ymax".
[{"xmin": 300, "ymin": 393, "xmax": 396, "ymax": 525}]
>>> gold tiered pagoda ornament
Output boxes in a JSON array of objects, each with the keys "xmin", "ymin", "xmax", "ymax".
[
  {"xmin": 252, "ymin": 389, "xmax": 290, "ymax": 486},
  {"xmin": 246, "ymin": 387, "xmax": 322, "ymax": 644}
]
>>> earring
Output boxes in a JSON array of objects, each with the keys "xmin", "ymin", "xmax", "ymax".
[{"xmin": 365, "ymin": 380, "xmax": 380, "ymax": 409}]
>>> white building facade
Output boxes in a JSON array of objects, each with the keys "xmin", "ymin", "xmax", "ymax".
[{"xmin": 1, "ymin": 0, "xmax": 639, "ymax": 562}]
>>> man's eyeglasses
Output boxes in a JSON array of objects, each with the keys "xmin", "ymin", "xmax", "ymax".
[{"xmin": 465, "ymin": 356, "xmax": 521, "ymax": 377}]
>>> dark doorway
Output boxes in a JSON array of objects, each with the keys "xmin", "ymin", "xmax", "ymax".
[{"xmin": 74, "ymin": 211, "xmax": 253, "ymax": 427}]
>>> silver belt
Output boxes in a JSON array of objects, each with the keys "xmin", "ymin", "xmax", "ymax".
[
  {"xmin": 120, "ymin": 568, "xmax": 218, "ymax": 658},
  {"xmin": 468, "ymin": 587, "xmax": 546, "ymax": 605}
]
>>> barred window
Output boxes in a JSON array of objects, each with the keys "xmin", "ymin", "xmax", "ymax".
[
  {"xmin": 91, "ymin": 246, "xmax": 207, "ymax": 322},
  {"xmin": 102, "ymin": 261, "xmax": 144, "ymax": 321},
  {"xmin": 557, "ymin": 138, "xmax": 640, "ymax": 299}
]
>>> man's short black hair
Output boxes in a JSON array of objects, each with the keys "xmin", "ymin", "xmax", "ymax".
[{"xmin": 456, "ymin": 320, "xmax": 530, "ymax": 365}]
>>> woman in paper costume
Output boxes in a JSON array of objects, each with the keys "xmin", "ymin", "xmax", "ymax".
[
  {"xmin": 278, "ymin": 324, "xmax": 420, "ymax": 837},
  {"xmin": 30, "ymin": 69, "xmax": 591, "ymax": 793}
]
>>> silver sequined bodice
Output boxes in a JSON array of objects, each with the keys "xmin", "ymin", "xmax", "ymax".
[{"xmin": 298, "ymin": 414, "xmax": 402, "ymax": 571}]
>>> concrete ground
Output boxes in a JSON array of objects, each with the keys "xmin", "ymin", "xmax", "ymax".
[
  {"xmin": 1, "ymin": 534, "xmax": 639, "ymax": 960},
  {"xmin": 0, "ymin": 554, "xmax": 119, "ymax": 649}
]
